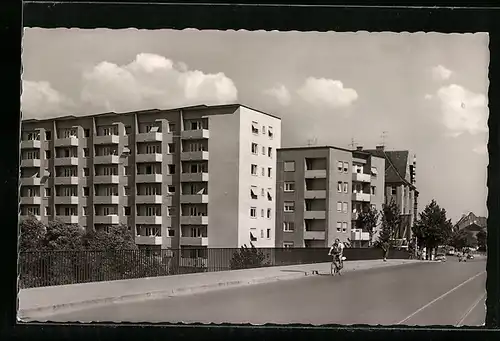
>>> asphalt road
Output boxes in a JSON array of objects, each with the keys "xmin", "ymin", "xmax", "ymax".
[{"xmin": 45, "ymin": 257, "xmax": 486, "ymax": 326}]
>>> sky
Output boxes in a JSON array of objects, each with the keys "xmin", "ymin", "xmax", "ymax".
[{"xmin": 21, "ymin": 28, "xmax": 489, "ymax": 223}]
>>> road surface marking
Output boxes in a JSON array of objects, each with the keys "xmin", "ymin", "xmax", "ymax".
[
  {"xmin": 456, "ymin": 293, "xmax": 486, "ymax": 327},
  {"xmin": 397, "ymin": 270, "xmax": 486, "ymax": 325}
]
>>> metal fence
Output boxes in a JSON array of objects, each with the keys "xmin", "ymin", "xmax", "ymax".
[{"xmin": 18, "ymin": 247, "xmax": 410, "ymax": 289}]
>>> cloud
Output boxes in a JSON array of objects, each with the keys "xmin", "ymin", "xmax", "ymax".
[
  {"xmin": 21, "ymin": 80, "xmax": 75, "ymax": 119},
  {"xmin": 424, "ymin": 94, "xmax": 433, "ymax": 100},
  {"xmin": 264, "ymin": 84, "xmax": 291, "ymax": 106},
  {"xmin": 472, "ymin": 145, "xmax": 488, "ymax": 155},
  {"xmin": 432, "ymin": 65, "xmax": 453, "ymax": 81},
  {"xmin": 297, "ymin": 77, "xmax": 358, "ymax": 109},
  {"xmin": 80, "ymin": 53, "xmax": 238, "ymax": 112},
  {"xmin": 437, "ymin": 84, "xmax": 488, "ymax": 137}
]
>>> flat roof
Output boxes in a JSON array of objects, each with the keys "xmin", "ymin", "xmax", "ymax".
[
  {"xmin": 278, "ymin": 145, "xmax": 385, "ymax": 159},
  {"xmin": 22, "ymin": 103, "xmax": 281, "ymax": 123}
]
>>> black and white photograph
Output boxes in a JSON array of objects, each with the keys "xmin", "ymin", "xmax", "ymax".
[{"xmin": 17, "ymin": 27, "xmax": 488, "ymax": 326}]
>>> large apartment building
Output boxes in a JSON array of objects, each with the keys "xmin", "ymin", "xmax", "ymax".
[
  {"xmin": 275, "ymin": 146, "xmax": 385, "ymax": 248},
  {"xmin": 361, "ymin": 146, "xmax": 418, "ymax": 243},
  {"xmin": 20, "ymin": 104, "xmax": 281, "ymax": 250}
]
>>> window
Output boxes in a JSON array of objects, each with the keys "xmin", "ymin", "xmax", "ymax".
[
  {"xmin": 83, "ymin": 187, "xmax": 89, "ymax": 196},
  {"xmin": 268, "ymin": 126, "xmax": 274, "ymax": 138},
  {"xmin": 251, "ymin": 143, "xmax": 258, "ymax": 154},
  {"xmin": 343, "ymin": 182, "xmax": 348, "ymax": 193},
  {"xmin": 45, "ymin": 131, "xmax": 52, "ymax": 140},
  {"xmin": 337, "ymin": 202, "xmax": 342, "ymax": 212},
  {"xmin": 337, "ymin": 181, "xmax": 342, "ymax": 192},
  {"xmin": 342, "ymin": 222, "xmax": 348, "ymax": 233},
  {"xmin": 251, "ymin": 164, "xmax": 258, "ymax": 175},
  {"xmin": 284, "ymin": 201, "xmax": 295, "ymax": 212},
  {"xmin": 124, "ymin": 207, "xmax": 131, "ymax": 216},
  {"xmin": 250, "ymin": 207, "xmax": 257, "ymax": 218},
  {"xmin": 25, "ymin": 131, "xmax": 40, "ymax": 141},
  {"xmin": 251, "ymin": 122, "xmax": 259, "ymax": 134},
  {"xmin": 260, "ymin": 229, "xmax": 264, "ymax": 238},
  {"xmin": 45, "ymin": 188, "xmax": 51, "ymax": 197},
  {"xmin": 262, "ymin": 146, "xmax": 266, "ymax": 155},
  {"xmin": 125, "ymin": 166, "xmax": 132, "ymax": 176},
  {"xmin": 268, "ymin": 147, "xmax": 272, "ymax": 158},
  {"xmin": 168, "ymin": 123, "xmax": 176, "ymax": 132},
  {"xmin": 168, "ymin": 206, "xmax": 176, "ymax": 217},
  {"xmin": 250, "ymin": 186, "xmax": 258, "ymax": 199},
  {"xmin": 371, "ymin": 186, "xmax": 376, "ymax": 195},
  {"xmin": 268, "ymin": 167, "xmax": 272, "ymax": 178},
  {"xmin": 45, "ymin": 206, "xmax": 51, "ymax": 215},
  {"xmin": 83, "ymin": 148, "xmax": 89, "ymax": 157},
  {"xmin": 124, "ymin": 126, "xmax": 132, "ymax": 135},
  {"xmin": 267, "ymin": 189, "xmax": 273, "ymax": 201},
  {"xmin": 371, "ymin": 167, "xmax": 378, "ymax": 176},
  {"xmin": 261, "ymin": 188, "xmax": 265, "ymax": 196},
  {"xmin": 168, "ymin": 229, "xmax": 175, "ymax": 237},
  {"xmin": 267, "ymin": 229, "xmax": 271, "ymax": 239},
  {"xmin": 45, "ymin": 150, "xmax": 51, "ymax": 159},
  {"xmin": 83, "ymin": 207, "xmax": 89, "ymax": 216},
  {"xmin": 391, "ymin": 186, "xmax": 397, "ymax": 195},
  {"xmin": 267, "ymin": 208, "xmax": 272, "ymax": 219},
  {"xmin": 343, "ymin": 202, "xmax": 348, "ymax": 213},
  {"xmin": 336, "ymin": 222, "xmax": 342, "ymax": 232},
  {"xmin": 343, "ymin": 162, "xmax": 349, "ymax": 173},
  {"xmin": 284, "ymin": 182, "xmax": 295, "ymax": 192},
  {"xmin": 190, "ymin": 121, "xmax": 202, "ymax": 130},
  {"xmin": 125, "ymin": 186, "xmax": 131, "ymax": 196},
  {"xmin": 167, "ymin": 143, "xmax": 175, "ymax": 153},
  {"xmin": 337, "ymin": 161, "xmax": 343, "ymax": 172},
  {"xmin": 261, "ymin": 209, "xmax": 264, "ymax": 217},
  {"xmin": 167, "ymin": 185, "xmax": 175, "ymax": 194},
  {"xmin": 262, "ymin": 126, "xmax": 266, "ymax": 134},
  {"xmin": 83, "ymin": 168, "xmax": 89, "ymax": 177},
  {"xmin": 283, "ymin": 221, "xmax": 294, "ymax": 232},
  {"xmin": 168, "ymin": 165, "xmax": 176, "ymax": 175},
  {"xmin": 283, "ymin": 241, "xmax": 293, "ymax": 248},
  {"xmin": 284, "ymin": 161, "xmax": 295, "ymax": 172},
  {"xmin": 261, "ymin": 167, "xmax": 265, "ymax": 176},
  {"xmin": 84, "ymin": 129, "xmax": 90, "ymax": 137}
]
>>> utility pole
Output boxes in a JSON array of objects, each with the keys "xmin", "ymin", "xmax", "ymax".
[
  {"xmin": 380, "ymin": 131, "xmax": 388, "ymax": 147},
  {"xmin": 348, "ymin": 138, "xmax": 357, "ymax": 149}
]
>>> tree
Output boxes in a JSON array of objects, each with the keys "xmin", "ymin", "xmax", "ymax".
[
  {"xmin": 375, "ymin": 199, "xmax": 401, "ymax": 261},
  {"xmin": 43, "ymin": 219, "xmax": 85, "ymax": 250},
  {"xmin": 19, "ymin": 216, "xmax": 46, "ymax": 251},
  {"xmin": 83, "ymin": 224, "xmax": 137, "ymax": 251},
  {"xmin": 230, "ymin": 244, "xmax": 268, "ymax": 270},
  {"xmin": 476, "ymin": 229, "xmax": 487, "ymax": 251},
  {"xmin": 412, "ymin": 200, "xmax": 453, "ymax": 260},
  {"xmin": 356, "ymin": 206, "xmax": 380, "ymax": 247}
]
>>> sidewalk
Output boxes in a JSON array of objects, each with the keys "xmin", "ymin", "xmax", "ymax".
[{"xmin": 18, "ymin": 258, "xmax": 427, "ymax": 320}]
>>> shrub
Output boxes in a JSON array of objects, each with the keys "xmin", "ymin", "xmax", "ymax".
[{"xmin": 230, "ymin": 244, "xmax": 268, "ymax": 270}]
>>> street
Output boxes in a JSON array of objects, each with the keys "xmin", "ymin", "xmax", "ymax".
[{"xmin": 43, "ymin": 257, "xmax": 486, "ymax": 326}]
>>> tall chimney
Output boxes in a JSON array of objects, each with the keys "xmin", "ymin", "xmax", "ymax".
[{"xmin": 356, "ymin": 146, "xmax": 363, "ymax": 151}]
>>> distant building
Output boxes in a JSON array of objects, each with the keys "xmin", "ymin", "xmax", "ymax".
[
  {"xmin": 455, "ymin": 212, "xmax": 487, "ymax": 237},
  {"xmin": 275, "ymin": 146, "xmax": 385, "ymax": 248},
  {"xmin": 20, "ymin": 104, "xmax": 281, "ymax": 252},
  {"xmin": 360, "ymin": 145, "xmax": 419, "ymax": 243}
]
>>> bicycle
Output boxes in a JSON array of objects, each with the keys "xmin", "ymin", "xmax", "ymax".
[{"xmin": 330, "ymin": 254, "xmax": 344, "ymax": 276}]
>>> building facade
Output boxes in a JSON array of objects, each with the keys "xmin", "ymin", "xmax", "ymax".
[
  {"xmin": 20, "ymin": 104, "xmax": 281, "ymax": 251},
  {"xmin": 275, "ymin": 146, "xmax": 385, "ymax": 248},
  {"xmin": 362, "ymin": 146, "xmax": 419, "ymax": 243}
]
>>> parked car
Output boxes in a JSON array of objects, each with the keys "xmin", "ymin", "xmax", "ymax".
[
  {"xmin": 435, "ymin": 253, "xmax": 447, "ymax": 262},
  {"xmin": 467, "ymin": 254, "xmax": 475, "ymax": 260},
  {"xmin": 447, "ymin": 249, "xmax": 456, "ymax": 255}
]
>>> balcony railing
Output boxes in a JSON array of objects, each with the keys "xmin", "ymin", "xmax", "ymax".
[
  {"xmin": 93, "ymin": 135, "xmax": 120, "ymax": 145},
  {"xmin": 135, "ymin": 236, "xmax": 164, "ymax": 246},
  {"xmin": 304, "ymin": 190, "xmax": 327, "ymax": 199},
  {"xmin": 181, "ymin": 151, "xmax": 209, "ymax": 161},
  {"xmin": 180, "ymin": 236, "xmax": 209, "ymax": 246},
  {"xmin": 93, "ymin": 175, "xmax": 120, "ymax": 184},
  {"xmin": 135, "ymin": 195, "xmax": 163, "ymax": 204},
  {"xmin": 21, "ymin": 140, "xmax": 41, "ymax": 149},
  {"xmin": 303, "ymin": 230, "xmax": 326, "ymax": 240},
  {"xmin": 20, "ymin": 177, "xmax": 41, "ymax": 186},
  {"xmin": 136, "ymin": 132, "xmax": 163, "ymax": 143},
  {"xmin": 136, "ymin": 153, "xmax": 163, "ymax": 163},
  {"xmin": 352, "ymin": 193, "xmax": 371, "ymax": 202},
  {"xmin": 180, "ymin": 173, "xmax": 209, "ymax": 182},
  {"xmin": 135, "ymin": 216, "xmax": 163, "ymax": 225},
  {"xmin": 303, "ymin": 211, "xmax": 326, "ymax": 220},
  {"xmin": 351, "ymin": 229, "xmax": 370, "ymax": 241},
  {"xmin": 54, "ymin": 196, "xmax": 79, "ymax": 205},
  {"xmin": 55, "ymin": 137, "xmax": 79, "ymax": 147},
  {"xmin": 181, "ymin": 129, "xmax": 209, "ymax": 140},
  {"xmin": 21, "ymin": 159, "xmax": 41, "ymax": 168},
  {"xmin": 55, "ymin": 216, "xmax": 79, "ymax": 224},
  {"xmin": 93, "ymin": 196, "xmax": 119, "ymax": 204},
  {"xmin": 54, "ymin": 157, "xmax": 78, "ymax": 166},
  {"xmin": 180, "ymin": 194, "xmax": 209, "ymax": 204},
  {"xmin": 304, "ymin": 170, "xmax": 327, "ymax": 179},
  {"xmin": 20, "ymin": 197, "xmax": 42, "ymax": 205},
  {"xmin": 94, "ymin": 215, "xmax": 120, "ymax": 224},
  {"xmin": 180, "ymin": 216, "xmax": 208, "ymax": 225},
  {"xmin": 94, "ymin": 155, "xmax": 120, "ymax": 164},
  {"xmin": 136, "ymin": 174, "xmax": 163, "ymax": 183},
  {"xmin": 352, "ymin": 173, "xmax": 371, "ymax": 183},
  {"xmin": 54, "ymin": 176, "xmax": 79, "ymax": 185}
]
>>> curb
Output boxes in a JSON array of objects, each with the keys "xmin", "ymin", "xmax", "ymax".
[{"xmin": 18, "ymin": 260, "xmax": 429, "ymax": 321}]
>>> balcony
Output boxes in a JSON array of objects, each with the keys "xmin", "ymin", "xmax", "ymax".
[
  {"xmin": 180, "ymin": 237, "xmax": 209, "ymax": 246},
  {"xmin": 180, "ymin": 194, "xmax": 209, "ymax": 204},
  {"xmin": 135, "ymin": 216, "xmax": 163, "ymax": 225},
  {"xmin": 93, "ymin": 196, "xmax": 119, "ymax": 204},
  {"xmin": 181, "ymin": 173, "xmax": 209, "ymax": 182},
  {"xmin": 94, "ymin": 155, "xmax": 120, "ymax": 164},
  {"xmin": 20, "ymin": 197, "xmax": 42, "ymax": 205},
  {"xmin": 303, "ymin": 230, "xmax": 326, "ymax": 240},
  {"xmin": 304, "ymin": 170, "xmax": 327, "ymax": 179},
  {"xmin": 135, "ymin": 195, "xmax": 163, "ymax": 204},
  {"xmin": 352, "ymin": 193, "xmax": 371, "ymax": 202},
  {"xmin": 56, "ymin": 216, "xmax": 79, "ymax": 224},
  {"xmin": 303, "ymin": 211, "xmax": 326, "ymax": 220},
  {"xmin": 94, "ymin": 215, "xmax": 120, "ymax": 224},
  {"xmin": 181, "ymin": 151, "xmax": 209, "ymax": 161},
  {"xmin": 351, "ymin": 229, "xmax": 370, "ymax": 241},
  {"xmin": 21, "ymin": 140, "xmax": 41, "ymax": 149},
  {"xmin": 54, "ymin": 176, "xmax": 79, "ymax": 185},
  {"xmin": 20, "ymin": 214, "xmax": 41, "ymax": 221},
  {"xmin": 352, "ymin": 212, "xmax": 360, "ymax": 221},
  {"xmin": 352, "ymin": 173, "xmax": 371, "ymax": 183},
  {"xmin": 21, "ymin": 159, "xmax": 41, "ymax": 168},
  {"xmin": 304, "ymin": 190, "xmax": 327, "ymax": 199},
  {"xmin": 93, "ymin": 175, "xmax": 120, "ymax": 184},
  {"xmin": 136, "ymin": 153, "xmax": 163, "ymax": 163},
  {"xmin": 136, "ymin": 132, "xmax": 163, "ymax": 143},
  {"xmin": 136, "ymin": 174, "xmax": 163, "ymax": 183},
  {"xmin": 20, "ymin": 177, "xmax": 41, "ymax": 186},
  {"xmin": 55, "ymin": 196, "xmax": 79, "ymax": 205},
  {"xmin": 55, "ymin": 137, "xmax": 79, "ymax": 147},
  {"xmin": 135, "ymin": 235, "xmax": 164, "ymax": 246},
  {"xmin": 94, "ymin": 135, "xmax": 120, "ymax": 145},
  {"xmin": 181, "ymin": 129, "xmax": 209, "ymax": 140},
  {"xmin": 180, "ymin": 216, "xmax": 208, "ymax": 225},
  {"xmin": 54, "ymin": 157, "xmax": 78, "ymax": 166}
]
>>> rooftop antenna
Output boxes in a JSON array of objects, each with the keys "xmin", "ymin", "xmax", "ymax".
[
  {"xmin": 348, "ymin": 138, "xmax": 358, "ymax": 149},
  {"xmin": 307, "ymin": 137, "xmax": 318, "ymax": 146},
  {"xmin": 381, "ymin": 131, "xmax": 388, "ymax": 147}
]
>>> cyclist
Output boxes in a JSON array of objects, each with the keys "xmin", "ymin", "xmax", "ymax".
[{"xmin": 328, "ymin": 238, "xmax": 345, "ymax": 274}]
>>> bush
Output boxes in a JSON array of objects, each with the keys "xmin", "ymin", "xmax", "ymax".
[{"xmin": 230, "ymin": 244, "xmax": 269, "ymax": 270}]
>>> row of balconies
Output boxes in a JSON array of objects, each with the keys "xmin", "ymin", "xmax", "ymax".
[
  {"xmin": 19, "ymin": 214, "xmax": 209, "ymax": 226},
  {"xmin": 19, "ymin": 193, "xmax": 209, "ymax": 205},
  {"xmin": 302, "ymin": 229, "xmax": 369, "ymax": 241},
  {"xmin": 304, "ymin": 170, "xmax": 373, "ymax": 183},
  {"xmin": 20, "ymin": 129, "xmax": 211, "ymax": 150},
  {"xmin": 134, "ymin": 236, "xmax": 208, "ymax": 247}
]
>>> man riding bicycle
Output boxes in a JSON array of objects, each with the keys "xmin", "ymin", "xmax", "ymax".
[{"xmin": 328, "ymin": 238, "xmax": 345, "ymax": 274}]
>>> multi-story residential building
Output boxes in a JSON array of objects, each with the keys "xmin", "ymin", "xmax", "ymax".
[
  {"xmin": 455, "ymin": 212, "xmax": 487, "ymax": 238},
  {"xmin": 275, "ymin": 146, "xmax": 385, "ymax": 248},
  {"xmin": 361, "ymin": 145, "xmax": 419, "ymax": 243},
  {"xmin": 20, "ymin": 104, "xmax": 281, "ymax": 252}
]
